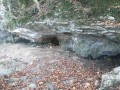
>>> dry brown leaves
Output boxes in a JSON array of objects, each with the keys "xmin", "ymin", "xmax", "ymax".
[{"xmin": 0, "ymin": 57, "xmax": 102, "ymax": 90}]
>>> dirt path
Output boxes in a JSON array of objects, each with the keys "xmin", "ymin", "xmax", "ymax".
[{"xmin": 0, "ymin": 43, "xmax": 114, "ymax": 90}]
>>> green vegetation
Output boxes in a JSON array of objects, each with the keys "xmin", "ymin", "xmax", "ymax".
[
  {"xmin": 18, "ymin": 0, "xmax": 32, "ymax": 7},
  {"xmin": 79, "ymin": 0, "xmax": 120, "ymax": 16},
  {"xmin": 4, "ymin": 0, "xmax": 120, "ymax": 29}
]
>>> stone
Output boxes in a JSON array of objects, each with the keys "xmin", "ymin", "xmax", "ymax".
[
  {"xmin": 60, "ymin": 34, "xmax": 120, "ymax": 59},
  {"xmin": 0, "ymin": 47, "xmax": 29, "ymax": 76},
  {"xmin": 94, "ymin": 80, "xmax": 99, "ymax": 86},
  {"xmin": 0, "ymin": 69, "xmax": 12, "ymax": 76},
  {"xmin": 28, "ymin": 83, "xmax": 36, "ymax": 89},
  {"xmin": 7, "ymin": 19, "xmax": 120, "ymax": 59},
  {"xmin": 99, "ymin": 67, "xmax": 120, "ymax": 90},
  {"xmin": 84, "ymin": 82, "xmax": 90, "ymax": 88},
  {"xmin": 0, "ymin": 0, "xmax": 13, "ymax": 44},
  {"xmin": 11, "ymin": 22, "xmax": 58, "ymax": 44},
  {"xmin": 100, "ymin": 15, "xmax": 115, "ymax": 21},
  {"xmin": 0, "ymin": 30, "xmax": 13, "ymax": 43},
  {"xmin": 0, "ymin": 0, "xmax": 9, "ymax": 31}
]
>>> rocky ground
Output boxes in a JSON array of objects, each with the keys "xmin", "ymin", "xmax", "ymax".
[{"xmin": 0, "ymin": 43, "xmax": 117, "ymax": 90}]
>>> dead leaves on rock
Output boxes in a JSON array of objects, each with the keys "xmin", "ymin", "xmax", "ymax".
[{"xmin": 0, "ymin": 57, "xmax": 102, "ymax": 90}]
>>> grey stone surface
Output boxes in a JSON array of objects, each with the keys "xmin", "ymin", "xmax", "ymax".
[
  {"xmin": 8, "ymin": 20, "xmax": 120, "ymax": 59},
  {"xmin": 60, "ymin": 34, "xmax": 120, "ymax": 58},
  {"xmin": 99, "ymin": 67, "xmax": 120, "ymax": 90},
  {"xmin": 1, "ymin": 0, "xmax": 120, "ymax": 59},
  {"xmin": 0, "ymin": 30, "xmax": 13, "ymax": 43}
]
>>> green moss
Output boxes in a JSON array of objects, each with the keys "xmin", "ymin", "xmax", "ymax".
[
  {"xmin": 18, "ymin": 15, "xmax": 31, "ymax": 24},
  {"xmin": 9, "ymin": 19, "xmax": 16, "ymax": 30},
  {"xmin": 76, "ymin": 0, "xmax": 120, "ymax": 18},
  {"xmin": 19, "ymin": 0, "xmax": 33, "ymax": 7},
  {"xmin": 49, "ymin": 0, "xmax": 82, "ymax": 20},
  {"xmin": 6, "ymin": 0, "xmax": 120, "ymax": 28},
  {"xmin": 110, "ymin": 8, "xmax": 120, "ymax": 21}
]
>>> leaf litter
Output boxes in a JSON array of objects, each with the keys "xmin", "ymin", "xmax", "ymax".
[{"xmin": 0, "ymin": 44, "xmax": 103, "ymax": 90}]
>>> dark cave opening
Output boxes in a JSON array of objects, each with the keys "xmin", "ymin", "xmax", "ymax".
[
  {"xmin": 15, "ymin": 38, "xmax": 31, "ymax": 44},
  {"xmin": 48, "ymin": 36, "xmax": 60, "ymax": 46},
  {"xmin": 40, "ymin": 36, "xmax": 60, "ymax": 46},
  {"xmin": 97, "ymin": 53, "xmax": 120, "ymax": 67}
]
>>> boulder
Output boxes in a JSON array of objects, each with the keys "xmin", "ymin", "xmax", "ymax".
[
  {"xmin": 99, "ymin": 67, "xmax": 120, "ymax": 90},
  {"xmin": 60, "ymin": 34, "xmax": 120, "ymax": 59},
  {"xmin": 0, "ymin": 30, "xmax": 13, "ymax": 43}
]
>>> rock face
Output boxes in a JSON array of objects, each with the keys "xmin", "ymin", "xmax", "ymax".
[
  {"xmin": 11, "ymin": 22, "xmax": 56, "ymax": 42},
  {"xmin": 0, "ymin": 0, "xmax": 8, "ymax": 31},
  {"xmin": 0, "ymin": 30, "xmax": 13, "ymax": 43},
  {"xmin": 1, "ymin": 0, "xmax": 120, "ymax": 59},
  {"xmin": 7, "ymin": 19, "xmax": 120, "ymax": 59},
  {"xmin": 99, "ymin": 67, "xmax": 120, "ymax": 90},
  {"xmin": 60, "ymin": 34, "xmax": 120, "ymax": 59},
  {"xmin": 10, "ymin": 23, "xmax": 59, "ymax": 45},
  {"xmin": 0, "ymin": 0, "xmax": 14, "ymax": 43}
]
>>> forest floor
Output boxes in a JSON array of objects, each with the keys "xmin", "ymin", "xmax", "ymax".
[{"xmin": 0, "ymin": 43, "xmax": 116, "ymax": 90}]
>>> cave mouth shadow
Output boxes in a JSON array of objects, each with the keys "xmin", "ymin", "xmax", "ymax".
[
  {"xmin": 14, "ymin": 38, "xmax": 31, "ymax": 44},
  {"xmin": 96, "ymin": 53, "xmax": 120, "ymax": 68},
  {"xmin": 49, "ymin": 36, "xmax": 60, "ymax": 46},
  {"xmin": 40, "ymin": 36, "xmax": 60, "ymax": 46},
  {"xmin": 12, "ymin": 34, "xmax": 60, "ymax": 46}
]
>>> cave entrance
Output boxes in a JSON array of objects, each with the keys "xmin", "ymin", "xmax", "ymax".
[
  {"xmin": 97, "ymin": 53, "xmax": 120, "ymax": 67},
  {"xmin": 50, "ymin": 36, "xmax": 60, "ymax": 46},
  {"xmin": 41, "ymin": 36, "xmax": 60, "ymax": 46}
]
